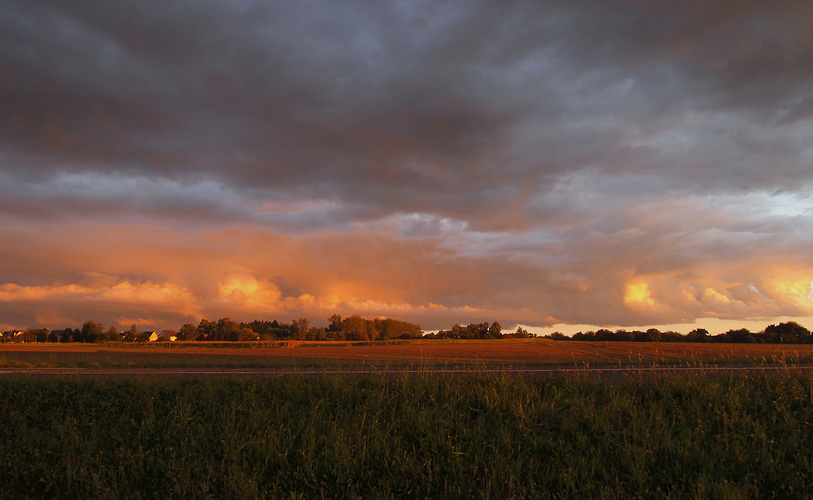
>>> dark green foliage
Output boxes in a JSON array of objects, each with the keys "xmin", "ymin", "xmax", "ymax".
[
  {"xmin": 433, "ymin": 321, "xmax": 502, "ymax": 339},
  {"xmin": 243, "ymin": 319, "xmax": 295, "ymax": 340},
  {"xmin": 1, "ymin": 373, "xmax": 812, "ymax": 498},
  {"xmin": 194, "ymin": 317, "xmax": 257, "ymax": 341},
  {"xmin": 240, "ymin": 316, "xmax": 422, "ymax": 342},
  {"xmin": 80, "ymin": 321, "xmax": 105, "ymax": 343},
  {"xmin": 325, "ymin": 315, "xmax": 424, "ymax": 341},
  {"xmin": 9, "ymin": 319, "xmax": 810, "ymax": 345},
  {"xmin": 764, "ymin": 321, "xmax": 812, "ymax": 344},
  {"xmin": 722, "ymin": 328, "xmax": 758, "ymax": 344},
  {"xmin": 561, "ymin": 322, "xmax": 813, "ymax": 343}
]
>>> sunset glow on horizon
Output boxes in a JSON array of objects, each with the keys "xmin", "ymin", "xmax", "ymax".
[{"xmin": 1, "ymin": 0, "xmax": 812, "ymax": 334}]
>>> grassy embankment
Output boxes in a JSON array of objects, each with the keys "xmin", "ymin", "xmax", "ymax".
[{"xmin": 1, "ymin": 371, "xmax": 812, "ymax": 498}]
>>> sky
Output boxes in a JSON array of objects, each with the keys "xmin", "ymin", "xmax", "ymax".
[{"xmin": 1, "ymin": 0, "xmax": 812, "ymax": 334}]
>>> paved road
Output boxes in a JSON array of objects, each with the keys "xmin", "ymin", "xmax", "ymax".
[{"xmin": 0, "ymin": 364, "xmax": 811, "ymax": 378}]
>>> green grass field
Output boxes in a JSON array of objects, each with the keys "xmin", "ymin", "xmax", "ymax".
[{"xmin": 1, "ymin": 371, "xmax": 812, "ymax": 498}]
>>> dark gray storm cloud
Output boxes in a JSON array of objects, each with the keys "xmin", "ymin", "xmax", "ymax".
[
  {"xmin": 5, "ymin": 1, "xmax": 810, "ymax": 196},
  {"xmin": 1, "ymin": 0, "xmax": 812, "ymax": 330}
]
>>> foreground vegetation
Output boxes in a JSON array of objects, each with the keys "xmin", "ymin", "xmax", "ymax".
[{"xmin": 1, "ymin": 372, "xmax": 812, "ymax": 498}]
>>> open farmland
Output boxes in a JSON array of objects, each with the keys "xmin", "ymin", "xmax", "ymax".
[
  {"xmin": 2, "ymin": 372, "xmax": 813, "ymax": 498},
  {"xmin": 1, "ymin": 339, "xmax": 813, "ymax": 371},
  {"xmin": 2, "ymin": 341, "xmax": 813, "ymax": 497}
]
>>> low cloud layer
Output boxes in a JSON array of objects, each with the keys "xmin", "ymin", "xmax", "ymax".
[{"xmin": 1, "ymin": 0, "xmax": 812, "ymax": 331}]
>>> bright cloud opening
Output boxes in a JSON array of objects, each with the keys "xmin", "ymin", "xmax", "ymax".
[{"xmin": 624, "ymin": 282, "xmax": 655, "ymax": 307}]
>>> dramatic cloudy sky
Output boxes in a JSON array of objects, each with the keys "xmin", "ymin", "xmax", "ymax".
[{"xmin": 2, "ymin": 0, "xmax": 812, "ymax": 333}]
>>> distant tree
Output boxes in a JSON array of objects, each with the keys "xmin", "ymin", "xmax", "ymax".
[
  {"xmin": 81, "ymin": 321, "xmax": 104, "ymax": 343},
  {"xmin": 764, "ymin": 322, "xmax": 811, "ymax": 343},
  {"xmin": 510, "ymin": 326, "xmax": 532, "ymax": 338},
  {"xmin": 237, "ymin": 327, "xmax": 258, "ymax": 341},
  {"xmin": 686, "ymin": 328, "xmax": 709, "ymax": 342},
  {"xmin": 614, "ymin": 329, "xmax": 634, "ymax": 342},
  {"xmin": 643, "ymin": 328, "xmax": 662, "ymax": 342},
  {"xmin": 327, "ymin": 315, "xmax": 343, "ymax": 333},
  {"xmin": 197, "ymin": 319, "xmax": 215, "ymax": 341},
  {"xmin": 571, "ymin": 331, "xmax": 595, "ymax": 341},
  {"xmin": 435, "ymin": 324, "xmax": 459, "ymax": 339},
  {"xmin": 105, "ymin": 326, "xmax": 121, "ymax": 342},
  {"xmin": 214, "ymin": 318, "xmax": 241, "ymax": 341},
  {"xmin": 178, "ymin": 323, "xmax": 196, "ymax": 341},
  {"xmin": 448, "ymin": 324, "xmax": 465, "ymax": 339},
  {"xmin": 123, "ymin": 324, "xmax": 139, "ymax": 342},
  {"xmin": 342, "ymin": 315, "xmax": 373, "ymax": 341},
  {"xmin": 433, "ymin": 322, "xmax": 502, "ymax": 340},
  {"xmin": 595, "ymin": 329, "xmax": 615, "ymax": 341},
  {"xmin": 660, "ymin": 331, "xmax": 684, "ymax": 342},
  {"xmin": 29, "ymin": 328, "xmax": 48, "ymax": 343},
  {"xmin": 326, "ymin": 326, "xmax": 346, "ymax": 341},
  {"xmin": 720, "ymin": 328, "xmax": 755, "ymax": 343},
  {"xmin": 374, "ymin": 318, "xmax": 422, "ymax": 339},
  {"xmin": 292, "ymin": 318, "xmax": 310, "ymax": 340},
  {"xmin": 242, "ymin": 319, "xmax": 294, "ymax": 340},
  {"xmin": 59, "ymin": 328, "xmax": 74, "ymax": 343},
  {"xmin": 306, "ymin": 327, "xmax": 328, "ymax": 341}
]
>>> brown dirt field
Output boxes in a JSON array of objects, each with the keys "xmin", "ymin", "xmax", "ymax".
[{"xmin": 2, "ymin": 340, "xmax": 813, "ymax": 368}]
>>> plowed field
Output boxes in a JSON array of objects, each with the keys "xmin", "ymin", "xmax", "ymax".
[{"xmin": 2, "ymin": 340, "xmax": 812, "ymax": 368}]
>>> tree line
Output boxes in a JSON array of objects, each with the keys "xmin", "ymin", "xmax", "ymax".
[
  {"xmin": 2, "ymin": 318, "xmax": 810, "ymax": 344},
  {"xmin": 546, "ymin": 321, "xmax": 812, "ymax": 344},
  {"xmin": 422, "ymin": 322, "xmax": 535, "ymax": 340},
  {"xmin": 194, "ymin": 315, "xmax": 424, "ymax": 342},
  {"xmin": 0, "ymin": 314, "xmax": 424, "ymax": 343}
]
